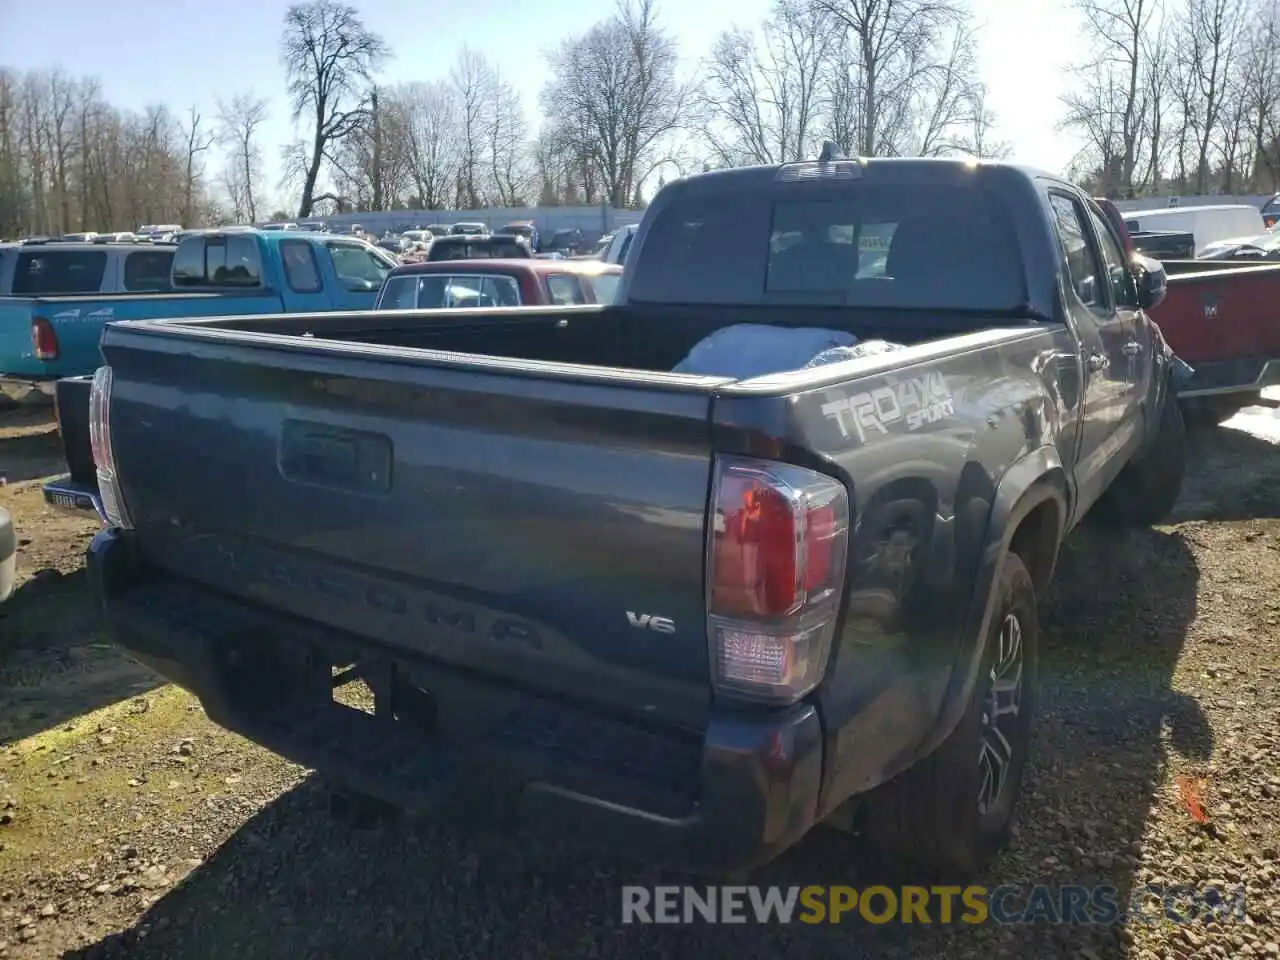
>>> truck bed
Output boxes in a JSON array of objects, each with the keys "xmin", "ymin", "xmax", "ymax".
[{"xmin": 145, "ymin": 302, "xmax": 998, "ymax": 373}]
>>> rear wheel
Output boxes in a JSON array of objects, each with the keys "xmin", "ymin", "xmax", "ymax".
[
  {"xmin": 861, "ymin": 552, "xmax": 1038, "ymax": 881},
  {"xmin": 1097, "ymin": 397, "xmax": 1186, "ymax": 526}
]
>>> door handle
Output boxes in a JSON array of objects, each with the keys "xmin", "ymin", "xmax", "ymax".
[
  {"xmin": 1122, "ymin": 341, "xmax": 1142, "ymax": 357},
  {"xmin": 1087, "ymin": 353, "xmax": 1107, "ymax": 372}
]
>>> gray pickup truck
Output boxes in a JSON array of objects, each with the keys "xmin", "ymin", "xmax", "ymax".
[{"xmin": 83, "ymin": 156, "xmax": 1184, "ymax": 878}]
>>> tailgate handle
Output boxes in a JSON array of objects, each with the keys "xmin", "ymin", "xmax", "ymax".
[{"xmin": 279, "ymin": 420, "xmax": 392, "ymax": 494}]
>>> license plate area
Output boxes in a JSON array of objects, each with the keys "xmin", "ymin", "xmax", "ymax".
[{"xmin": 209, "ymin": 623, "xmax": 702, "ymax": 818}]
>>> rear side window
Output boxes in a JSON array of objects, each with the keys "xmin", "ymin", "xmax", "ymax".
[
  {"xmin": 377, "ymin": 275, "xmax": 418, "ymax": 309},
  {"xmin": 545, "ymin": 274, "xmax": 585, "ymax": 305},
  {"xmin": 590, "ymin": 273, "xmax": 621, "ymax": 303},
  {"xmin": 123, "ymin": 250, "xmax": 174, "ymax": 291},
  {"xmin": 172, "ymin": 235, "xmax": 263, "ymax": 287},
  {"xmin": 12, "ymin": 251, "xmax": 108, "ymax": 295},
  {"xmin": 1088, "ymin": 208, "xmax": 1138, "ymax": 308},
  {"xmin": 1049, "ymin": 194, "xmax": 1105, "ymax": 311},
  {"xmin": 628, "ymin": 182, "xmax": 1024, "ymax": 311},
  {"xmin": 280, "ymin": 240, "xmax": 322, "ymax": 293}
]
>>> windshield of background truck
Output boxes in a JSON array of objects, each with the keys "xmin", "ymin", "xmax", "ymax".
[{"xmin": 627, "ymin": 184, "xmax": 1025, "ymax": 310}]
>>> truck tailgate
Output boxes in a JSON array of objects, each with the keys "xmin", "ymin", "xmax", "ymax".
[
  {"xmin": 0, "ymin": 298, "xmax": 37, "ymax": 373},
  {"xmin": 1156, "ymin": 265, "xmax": 1280, "ymax": 363},
  {"xmin": 104, "ymin": 333, "xmax": 718, "ymax": 730}
]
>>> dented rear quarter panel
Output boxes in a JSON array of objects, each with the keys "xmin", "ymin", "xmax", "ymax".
[{"xmin": 711, "ymin": 323, "xmax": 1082, "ymax": 807}]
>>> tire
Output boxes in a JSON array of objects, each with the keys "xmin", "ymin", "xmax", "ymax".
[
  {"xmin": 863, "ymin": 551, "xmax": 1038, "ymax": 882},
  {"xmin": 1098, "ymin": 397, "xmax": 1186, "ymax": 526}
]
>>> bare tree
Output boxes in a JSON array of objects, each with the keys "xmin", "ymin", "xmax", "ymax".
[
  {"xmin": 216, "ymin": 93, "xmax": 268, "ymax": 222},
  {"xmin": 542, "ymin": 0, "xmax": 688, "ymax": 207},
  {"xmin": 180, "ymin": 106, "xmax": 215, "ymax": 224},
  {"xmin": 1177, "ymin": 0, "xmax": 1247, "ymax": 191},
  {"xmin": 451, "ymin": 46, "xmax": 495, "ymax": 208},
  {"xmin": 280, "ymin": 0, "xmax": 389, "ymax": 217},
  {"xmin": 328, "ymin": 84, "xmax": 420, "ymax": 210},
  {"xmin": 815, "ymin": 0, "xmax": 985, "ymax": 156},
  {"xmin": 699, "ymin": 0, "xmax": 833, "ymax": 165},
  {"xmin": 1236, "ymin": 3, "xmax": 1280, "ymax": 186},
  {"xmin": 487, "ymin": 75, "xmax": 533, "ymax": 205},
  {"xmin": 1061, "ymin": 0, "xmax": 1161, "ymax": 197},
  {"xmin": 391, "ymin": 81, "xmax": 463, "ymax": 209}
]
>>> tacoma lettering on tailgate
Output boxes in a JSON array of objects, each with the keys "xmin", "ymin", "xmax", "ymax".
[
  {"xmin": 821, "ymin": 370, "xmax": 955, "ymax": 443},
  {"xmin": 207, "ymin": 539, "xmax": 543, "ymax": 651}
]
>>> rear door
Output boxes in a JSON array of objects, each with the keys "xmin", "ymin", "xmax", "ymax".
[
  {"xmin": 1087, "ymin": 204, "xmax": 1150, "ymax": 419},
  {"xmin": 1047, "ymin": 191, "xmax": 1141, "ymax": 510}
]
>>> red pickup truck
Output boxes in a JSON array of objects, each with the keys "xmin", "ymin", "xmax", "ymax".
[
  {"xmin": 1096, "ymin": 197, "xmax": 1280, "ymax": 418},
  {"xmin": 376, "ymin": 258, "xmax": 622, "ymax": 310}
]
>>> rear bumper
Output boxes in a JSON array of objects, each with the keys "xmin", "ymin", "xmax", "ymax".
[
  {"xmin": 88, "ymin": 529, "xmax": 825, "ymax": 873},
  {"xmin": 0, "ymin": 376, "xmax": 56, "ymax": 403},
  {"xmin": 42, "ymin": 476, "xmax": 107, "ymax": 523},
  {"xmin": 1177, "ymin": 356, "xmax": 1280, "ymax": 397}
]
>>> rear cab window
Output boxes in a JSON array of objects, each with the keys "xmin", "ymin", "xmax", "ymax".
[
  {"xmin": 12, "ymin": 250, "xmax": 108, "ymax": 295},
  {"xmin": 377, "ymin": 273, "xmax": 522, "ymax": 309},
  {"xmin": 172, "ymin": 235, "xmax": 264, "ymax": 287},
  {"xmin": 123, "ymin": 250, "xmax": 175, "ymax": 291},
  {"xmin": 627, "ymin": 178, "xmax": 1025, "ymax": 311}
]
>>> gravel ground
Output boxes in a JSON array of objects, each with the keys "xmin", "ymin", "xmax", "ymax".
[{"xmin": 1, "ymin": 403, "xmax": 1278, "ymax": 960}]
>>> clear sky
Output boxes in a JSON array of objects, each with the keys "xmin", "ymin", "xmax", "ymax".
[{"xmin": 0, "ymin": 0, "xmax": 1085, "ymax": 209}]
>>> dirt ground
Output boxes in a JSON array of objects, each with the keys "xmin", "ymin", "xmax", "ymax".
[{"xmin": 1, "ymin": 403, "xmax": 1278, "ymax": 960}]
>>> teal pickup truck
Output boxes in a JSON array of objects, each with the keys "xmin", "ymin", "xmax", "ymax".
[{"xmin": 0, "ymin": 229, "xmax": 398, "ymax": 401}]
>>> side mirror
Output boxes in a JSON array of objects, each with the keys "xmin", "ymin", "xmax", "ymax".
[{"xmin": 1132, "ymin": 254, "xmax": 1167, "ymax": 310}]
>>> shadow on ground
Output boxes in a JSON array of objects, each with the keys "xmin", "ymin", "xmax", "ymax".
[
  {"xmin": 1172, "ymin": 420, "xmax": 1280, "ymax": 523},
  {"xmin": 0, "ymin": 568, "xmax": 160, "ymax": 746},
  {"xmin": 0, "ymin": 408, "xmax": 65, "ymax": 483}
]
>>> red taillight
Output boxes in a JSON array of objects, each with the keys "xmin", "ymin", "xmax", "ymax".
[
  {"xmin": 32, "ymin": 317, "xmax": 59, "ymax": 360},
  {"xmin": 707, "ymin": 457, "xmax": 850, "ymax": 704},
  {"xmin": 712, "ymin": 474, "xmax": 799, "ymax": 617}
]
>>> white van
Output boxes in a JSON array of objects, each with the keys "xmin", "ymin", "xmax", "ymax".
[{"xmin": 1122, "ymin": 204, "xmax": 1266, "ymax": 256}]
